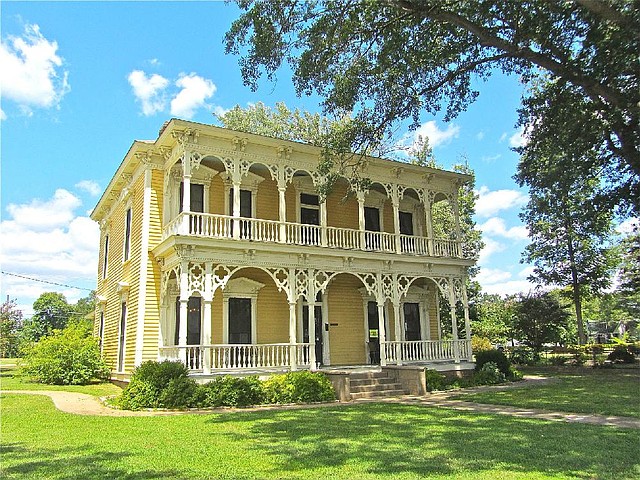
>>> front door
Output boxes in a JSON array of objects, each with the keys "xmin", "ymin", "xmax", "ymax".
[
  {"xmin": 403, "ymin": 302, "xmax": 421, "ymax": 341},
  {"xmin": 228, "ymin": 297, "xmax": 252, "ymax": 344},
  {"xmin": 303, "ymin": 303, "xmax": 323, "ymax": 366},
  {"xmin": 367, "ymin": 301, "xmax": 381, "ymax": 364}
]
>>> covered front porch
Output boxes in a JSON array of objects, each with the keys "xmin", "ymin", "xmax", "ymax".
[{"xmin": 158, "ymin": 338, "xmax": 473, "ymax": 375}]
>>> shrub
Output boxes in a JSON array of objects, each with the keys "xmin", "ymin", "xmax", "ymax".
[
  {"xmin": 474, "ymin": 349, "xmax": 511, "ymax": 377},
  {"xmin": 159, "ymin": 376, "xmax": 200, "ymax": 409},
  {"xmin": 263, "ymin": 371, "xmax": 335, "ymax": 404},
  {"xmin": 627, "ymin": 343, "xmax": 640, "ymax": 356},
  {"xmin": 200, "ymin": 375, "xmax": 265, "ymax": 407},
  {"xmin": 568, "ymin": 345, "xmax": 587, "ymax": 365},
  {"xmin": 608, "ymin": 346, "xmax": 635, "ymax": 364},
  {"xmin": 549, "ymin": 355, "xmax": 568, "ymax": 366},
  {"xmin": 508, "ymin": 346, "xmax": 539, "ymax": 366},
  {"xmin": 475, "ymin": 362, "xmax": 506, "ymax": 385},
  {"xmin": 425, "ymin": 369, "xmax": 447, "ymax": 391},
  {"xmin": 117, "ymin": 360, "xmax": 190, "ymax": 410},
  {"xmin": 508, "ymin": 366, "xmax": 524, "ymax": 381},
  {"xmin": 20, "ymin": 323, "xmax": 109, "ymax": 385},
  {"xmin": 471, "ymin": 336, "xmax": 493, "ymax": 353}
]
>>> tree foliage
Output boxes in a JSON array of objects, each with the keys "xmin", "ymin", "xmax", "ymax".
[
  {"xmin": 0, "ymin": 298, "xmax": 23, "ymax": 358},
  {"xmin": 516, "ymin": 144, "xmax": 618, "ymax": 344},
  {"xmin": 226, "ymin": 0, "xmax": 639, "ymax": 213},
  {"xmin": 20, "ymin": 292, "xmax": 72, "ymax": 344},
  {"xmin": 616, "ymin": 229, "xmax": 640, "ymax": 320},
  {"xmin": 513, "ymin": 291, "xmax": 571, "ymax": 351},
  {"xmin": 473, "ymin": 294, "xmax": 515, "ymax": 344}
]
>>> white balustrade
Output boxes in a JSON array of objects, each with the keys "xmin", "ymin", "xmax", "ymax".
[
  {"xmin": 383, "ymin": 339, "xmax": 471, "ymax": 364},
  {"xmin": 163, "ymin": 213, "xmax": 463, "ymax": 258},
  {"xmin": 160, "ymin": 343, "xmax": 311, "ymax": 372}
]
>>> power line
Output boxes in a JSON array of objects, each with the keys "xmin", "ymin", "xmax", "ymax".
[{"xmin": 1, "ymin": 271, "xmax": 94, "ymax": 292}]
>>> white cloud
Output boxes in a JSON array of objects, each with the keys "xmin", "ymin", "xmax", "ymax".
[
  {"xmin": 481, "ymin": 154, "xmax": 501, "ymax": 163},
  {"xmin": 170, "ymin": 73, "xmax": 216, "ymax": 119},
  {"xmin": 617, "ymin": 217, "xmax": 639, "ymax": 235},
  {"xmin": 128, "ymin": 69, "xmax": 169, "ymax": 116},
  {"xmin": 476, "ymin": 131, "xmax": 485, "ymax": 141},
  {"xmin": 1, "ymin": 190, "xmax": 99, "ymax": 314},
  {"xmin": 0, "ymin": 23, "xmax": 70, "ymax": 116},
  {"xmin": 481, "ymin": 280, "xmax": 537, "ymax": 296},
  {"xmin": 75, "ymin": 180, "xmax": 101, "ymax": 196},
  {"xmin": 478, "ymin": 237, "xmax": 506, "ymax": 264},
  {"xmin": 474, "ymin": 267, "xmax": 512, "ymax": 285},
  {"xmin": 0, "ymin": 108, "xmax": 6, "ymax": 121},
  {"xmin": 509, "ymin": 126, "xmax": 528, "ymax": 148},
  {"xmin": 479, "ymin": 217, "xmax": 529, "ymax": 241},
  {"xmin": 475, "ymin": 186, "xmax": 528, "ymax": 218},
  {"xmin": 499, "ymin": 132, "xmax": 508, "ymax": 143},
  {"xmin": 412, "ymin": 120, "xmax": 460, "ymax": 148}
]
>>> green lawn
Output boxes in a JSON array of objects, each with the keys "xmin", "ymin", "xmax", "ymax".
[
  {"xmin": 0, "ymin": 365, "xmax": 123, "ymax": 398},
  {"xmin": 2, "ymin": 393, "xmax": 639, "ymax": 480},
  {"xmin": 453, "ymin": 366, "xmax": 640, "ymax": 418}
]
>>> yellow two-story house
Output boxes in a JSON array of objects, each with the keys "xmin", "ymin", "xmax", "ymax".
[{"xmin": 92, "ymin": 119, "xmax": 476, "ymax": 383}]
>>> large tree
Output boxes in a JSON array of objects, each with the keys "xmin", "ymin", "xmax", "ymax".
[
  {"xmin": 513, "ymin": 291, "xmax": 571, "ymax": 352},
  {"xmin": 226, "ymin": 0, "xmax": 639, "ymax": 213},
  {"xmin": 20, "ymin": 292, "xmax": 72, "ymax": 344},
  {"xmin": 516, "ymin": 147, "xmax": 618, "ymax": 344}
]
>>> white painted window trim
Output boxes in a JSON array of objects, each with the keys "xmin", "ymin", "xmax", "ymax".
[
  {"xmin": 364, "ymin": 190, "xmax": 387, "ymax": 231},
  {"xmin": 122, "ymin": 204, "xmax": 133, "ymax": 263},
  {"xmin": 222, "ymin": 277, "xmax": 264, "ymax": 344},
  {"xmin": 222, "ymin": 170, "xmax": 264, "ymax": 218},
  {"xmin": 401, "ymin": 285, "xmax": 430, "ymax": 341},
  {"xmin": 101, "ymin": 231, "xmax": 110, "ymax": 280}
]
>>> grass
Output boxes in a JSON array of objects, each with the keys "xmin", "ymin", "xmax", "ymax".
[
  {"xmin": 0, "ymin": 358, "xmax": 18, "ymax": 366},
  {"xmin": 0, "ymin": 364, "xmax": 122, "ymax": 398},
  {"xmin": 452, "ymin": 366, "xmax": 640, "ymax": 418},
  {"xmin": 2, "ymin": 393, "xmax": 639, "ymax": 480}
]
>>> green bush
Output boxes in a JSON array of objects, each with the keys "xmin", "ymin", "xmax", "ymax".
[
  {"xmin": 508, "ymin": 346, "xmax": 539, "ymax": 366},
  {"xmin": 263, "ymin": 371, "xmax": 335, "ymax": 404},
  {"xmin": 159, "ymin": 376, "xmax": 200, "ymax": 408},
  {"xmin": 117, "ymin": 360, "xmax": 190, "ymax": 410},
  {"xmin": 608, "ymin": 346, "xmax": 635, "ymax": 364},
  {"xmin": 475, "ymin": 362, "xmax": 506, "ymax": 385},
  {"xmin": 471, "ymin": 336, "xmax": 493, "ymax": 353},
  {"xmin": 549, "ymin": 355, "xmax": 568, "ymax": 366},
  {"xmin": 508, "ymin": 366, "xmax": 524, "ymax": 381},
  {"xmin": 425, "ymin": 369, "xmax": 447, "ymax": 391},
  {"xmin": 200, "ymin": 375, "xmax": 264, "ymax": 407},
  {"xmin": 474, "ymin": 349, "xmax": 511, "ymax": 377},
  {"xmin": 568, "ymin": 345, "xmax": 587, "ymax": 365},
  {"xmin": 20, "ymin": 322, "xmax": 109, "ymax": 385}
]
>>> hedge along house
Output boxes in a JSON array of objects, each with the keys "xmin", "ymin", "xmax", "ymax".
[{"xmin": 92, "ymin": 119, "xmax": 476, "ymax": 384}]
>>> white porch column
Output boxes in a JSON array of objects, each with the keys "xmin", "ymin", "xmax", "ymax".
[
  {"xmin": 278, "ymin": 186, "xmax": 287, "ymax": 243},
  {"xmin": 308, "ymin": 297, "xmax": 317, "ymax": 371},
  {"xmin": 392, "ymin": 200, "xmax": 402, "ymax": 254},
  {"xmin": 232, "ymin": 180, "xmax": 241, "ymax": 239},
  {"xmin": 452, "ymin": 195, "xmax": 462, "ymax": 257},
  {"xmin": 202, "ymin": 299, "xmax": 212, "ymax": 373},
  {"xmin": 462, "ymin": 281, "xmax": 472, "ymax": 361},
  {"xmin": 289, "ymin": 301, "xmax": 298, "ymax": 371},
  {"xmin": 393, "ymin": 302, "xmax": 402, "ymax": 366},
  {"xmin": 178, "ymin": 261, "xmax": 189, "ymax": 364},
  {"xmin": 181, "ymin": 152, "xmax": 192, "ymax": 234},
  {"xmin": 320, "ymin": 200, "xmax": 328, "ymax": 246},
  {"xmin": 448, "ymin": 280, "xmax": 460, "ymax": 363},
  {"xmin": 377, "ymin": 301, "xmax": 387, "ymax": 367},
  {"xmin": 357, "ymin": 191, "xmax": 366, "ymax": 249},
  {"xmin": 424, "ymin": 193, "xmax": 434, "ymax": 256}
]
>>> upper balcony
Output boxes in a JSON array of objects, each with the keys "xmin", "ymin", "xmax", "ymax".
[{"xmin": 163, "ymin": 211, "xmax": 465, "ymax": 258}]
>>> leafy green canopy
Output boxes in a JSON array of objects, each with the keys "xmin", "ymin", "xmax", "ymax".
[{"xmin": 226, "ymin": 0, "xmax": 639, "ymax": 214}]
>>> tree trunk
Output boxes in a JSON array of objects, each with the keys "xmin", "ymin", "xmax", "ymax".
[{"xmin": 565, "ymin": 223, "xmax": 586, "ymax": 345}]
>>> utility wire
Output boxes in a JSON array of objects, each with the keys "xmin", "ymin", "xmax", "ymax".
[{"xmin": 1, "ymin": 271, "xmax": 94, "ymax": 292}]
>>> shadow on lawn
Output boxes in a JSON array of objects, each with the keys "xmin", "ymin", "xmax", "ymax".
[
  {"xmin": 1, "ymin": 443, "xmax": 181, "ymax": 480},
  {"xmin": 207, "ymin": 403, "xmax": 638, "ymax": 479}
]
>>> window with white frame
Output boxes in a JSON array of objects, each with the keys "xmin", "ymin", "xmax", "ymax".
[
  {"xmin": 222, "ymin": 278, "xmax": 264, "ymax": 344},
  {"xmin": 123, "ymin": 207, "xmax": 132, "ymax": 262}
]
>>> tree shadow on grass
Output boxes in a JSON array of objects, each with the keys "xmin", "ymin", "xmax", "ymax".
[
  {"xmin": 206, "ymin": 403, "xmax": 639, "ymax": 479},
  {"xmin": 1, "ymin": 443, "xmax": 182, "ymax": 480}
]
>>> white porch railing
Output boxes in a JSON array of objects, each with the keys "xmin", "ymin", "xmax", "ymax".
[
  {"xmin": 163, "ymin": 212, "xmax": 464, "ymax": 258},
  {"xmin": 384, "ymin": 339, "xmax": 472, "ymax": 364},
  {"xmin": 159, "ymin": 343, "xmax": 311, "ymax": 373}
]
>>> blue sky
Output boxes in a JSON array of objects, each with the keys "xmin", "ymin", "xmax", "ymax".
[{"xmin": 2, "ymin": 2, "xmax": 537, "ymax": 315}]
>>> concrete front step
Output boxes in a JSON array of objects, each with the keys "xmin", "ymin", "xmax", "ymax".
[
  {"xmin": 349, "ymin": 377, "xmax": 398, "ymax": 388},
  {"xmin": 351, "ymin": 388, "xmax": 408, "ymax": 400},
  {"xmin": 350, "ymin": 382, "xmax": 406, "ymax": 393}
]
